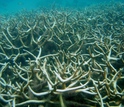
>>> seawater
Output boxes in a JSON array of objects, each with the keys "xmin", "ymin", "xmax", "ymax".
[{"xmin": 0, "ymin": 0, "xmax": 124, "ymax": 15}]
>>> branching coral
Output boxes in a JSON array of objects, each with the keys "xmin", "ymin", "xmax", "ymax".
[{"xmin": 0, "ymin": 2, "xmax": 124, "ymax": 107}]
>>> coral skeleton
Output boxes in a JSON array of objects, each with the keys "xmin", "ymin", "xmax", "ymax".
[{"xmin": 0, "ymin": 2, "xmax": 124, "ymax": 107}]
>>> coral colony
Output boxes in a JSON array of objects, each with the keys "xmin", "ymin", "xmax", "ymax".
[{"xmin": 0, "ymin": 2, "xmax": 124, "ymax": 107}]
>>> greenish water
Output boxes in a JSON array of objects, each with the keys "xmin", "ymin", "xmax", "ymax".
[{"xmin": 0, "ymin": 0, "xmax": 124, "ymax": 15}]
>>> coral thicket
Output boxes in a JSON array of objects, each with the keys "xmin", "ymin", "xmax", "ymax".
[{"xmin": 0, "ymin": 2, "xmax": 124, "ymax": 107}]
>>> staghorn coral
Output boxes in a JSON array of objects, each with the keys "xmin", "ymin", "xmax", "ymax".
[{"xmin": 0, "ymin": 2, "xmax": 124, "ymax": 107}]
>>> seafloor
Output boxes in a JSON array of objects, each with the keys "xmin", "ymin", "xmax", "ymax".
[{"xmin": 0, "ymin": 2, "xmax": 124, "ymax": 107}]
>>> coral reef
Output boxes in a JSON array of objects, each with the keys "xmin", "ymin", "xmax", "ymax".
[{"xmin": 0, "ymin": 2, "xmax": 124, "ymax": 107}]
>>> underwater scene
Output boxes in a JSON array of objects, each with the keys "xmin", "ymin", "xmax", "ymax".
[{"xmin": 0, "ymin": 0, "xmax": 124, "ymax": 107}]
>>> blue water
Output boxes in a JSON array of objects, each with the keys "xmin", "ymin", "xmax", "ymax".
[{"xmin": 0, "ymin": 0, "xmax": 124, "ymax": 15}]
